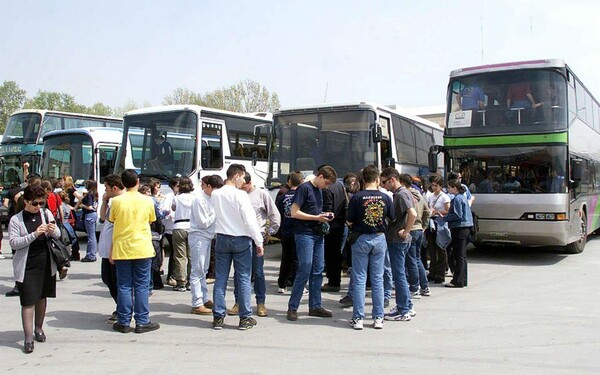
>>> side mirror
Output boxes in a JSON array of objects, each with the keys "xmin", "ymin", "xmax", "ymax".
[
  {"xmin": 252, "ymin": 150, "xmax": 258, "ymax": 166},
  {"xmin": 253, "ymin": 127, "xmax": 261, "ymax": 146},
  {"xmin": 571, "ymin": 159, "xmax": 583, "ymax": 181},
  {"xmin": 428, "ymin": 145, "xmax": 442, "ymax": 173},
  {"xmin": 370, "ymin": 123, "xmax": 382, "ymax": 143}
]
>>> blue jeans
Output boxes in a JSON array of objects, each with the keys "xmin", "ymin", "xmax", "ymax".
[
  {"xmin": 388, "ymin": 241, "xmax": 413, "ymax": 314},
  {"xmin": 62, "ymin": 221, "xmax": 80, "ymax": 252},
  {"xmin": 383, "ymin": 248, "xmax": 393, "ymax": 301},
  {"xmin": 115, "ymin": 258, "xmax": 152, "ymax": 326},
  {"xmin": 84, "ymin": 212, "xmax": 98, "ymax": 259},
  {"xmin": 351, "ymin": 233, "xmax": 386, "ymax": 320},
  {"xmin": 234, "ymin": 244, "xmax": 266, "ymax": 304},
  {"xmin": 213, "ymin": 234, "xmax": 253, "ymax": 318},
  {"xmin": 407, "ymin": 230, "xmax": 428, "ymax": 292},
  {"xmin": 288, "ymin": 232, "xmax": 324, "ymax": 311}
]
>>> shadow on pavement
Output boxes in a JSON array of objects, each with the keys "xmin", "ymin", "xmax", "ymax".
[
  {"xmin": 468, "ymin": 244, "xmax": 570, "ymax": 266},
  {"xmin": 45, "ymin": 310, "xmax": 110, "ymax": 331},
  {"xmin": 0, "ymin": 331, "xmax": 25, "ymax": 352}
]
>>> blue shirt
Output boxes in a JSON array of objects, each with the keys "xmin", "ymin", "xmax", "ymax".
[
  {"xmin": 347, "ymin": 190, "xmax": 394, "ymax": 234},
  {"xmin": 445, "ymin": 193, "xmax": 473, "ymax": 229},
  {"xmin": 460, "ymin": 85, "xmax": 485, "ymax": 110},
  {"xmin": 292, "ymin": 181, "xmax": 323, "ymax": 233}
]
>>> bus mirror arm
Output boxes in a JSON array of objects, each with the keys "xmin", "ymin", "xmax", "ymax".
[
  {"xmin": 370, "ymin": 123, "xmax": 382, "ymax": 143},
  {"xmin": 252, "ymin": 150, "xmax": 258, "ymax": 166}
]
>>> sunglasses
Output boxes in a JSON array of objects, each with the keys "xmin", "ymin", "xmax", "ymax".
[{"xmin": 30, "ymin": 200, "xmax": 45, "ymax": 207}]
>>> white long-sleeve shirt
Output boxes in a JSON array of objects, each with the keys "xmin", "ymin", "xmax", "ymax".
[
  {"xmin": 172, "ymin": 192, "xmax": 195, "ymax": 230},
  {"xmin": 248, "ymin": 186, "xmax": 281, "ymax": 236},
  {"xmin": 211, "ymin": 185, "xmax": 263, "ymax": 247},
  {"xmin": 189, "ymin": 191, "xmax": 216, "ymax": 240}
]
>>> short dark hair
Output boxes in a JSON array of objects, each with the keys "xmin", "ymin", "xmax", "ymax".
[
  {"xmin": 27, "ymin": 175, "xmax": 42, "ymax": 186},
  {"xmin": 316, "ymin": 165, "xmax": 337, "ymax": 181},
  {"xmin": 207, "ymin": 175, "xmax": 224, "ymax": 189},
  {"xmin": 362, "ymin": 165, "xmax": 380, "ymax": 184},
  {"xmin": 243, "ymin": 172, "xmax": 251, "ymax": 184},
  {"xmin": 226, "ymin": 164, "xmax": 246, "ymax": 180},
  {"xmin": 104, "ymin": 174, "xmax": 124, "ymax": 190},
  {"xmin": 138, "ymin": 183, "xmax": 151, "ymax": 195},
  {"xmin": 448, "ymin": 178, "xmax": 466, "ymax": 193},
  {"xmin": 169, "ymin": 176, "xmax": 180, "ymax": 189},
  {"xmin": 398, "ymin": 173, "xmax": 412, "ymax": 188},
  {"xmin": 380, "ymin": 167, "xmax": 400, "ymax": 181},
  {"xmin": 178, "ymin": 176, "xmax": 194, "ymax": 193},
  {"xmin": 121, "ymin": 169, "xmax": 139, "ymax": 189},
  {"xmin": 24, "ymin": 185, "xmax": 47, "ymax": 201},
  {"xmin": 430, "ymin": 175, "xmax": 444, "ymax": 186},
  {"xmin": 288, "ymin": 171, "xmax": 304, "ymax": 188},
  {"xmin": 448, "ymin": 171, "xmax": 460, "ymax": 180}
]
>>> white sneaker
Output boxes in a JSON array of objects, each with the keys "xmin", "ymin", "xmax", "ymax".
[
  {"xmin": 0, "ymin": 253, "xmax": 5, "ymax": 260},
  {"xmin": 277, "ymin": 287, "xmax": 286, "ymax": 294},
  {"xmin": 410, "ymin": 290, "xmax": 421, "ymax": 299},
  {"xmin": 349, "ymin": 318, "xmax": 363, "ymax": 330},
  {"xmin": 409, "ymin": 309, "xmax": 417, "ymax": 317},
  {"xmin": 373, "ymin": 317, "xmax": 384, "ymax": 329}
]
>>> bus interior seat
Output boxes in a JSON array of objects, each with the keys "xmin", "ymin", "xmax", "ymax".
[{"xmin": 296, "ymin": 157, "xmax": 316, "ymax": 172}]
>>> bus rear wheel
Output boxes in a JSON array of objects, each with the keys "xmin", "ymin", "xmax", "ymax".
[{"xmin": 565, "ymin": 213, "xmax": 587, "ymax": 254}]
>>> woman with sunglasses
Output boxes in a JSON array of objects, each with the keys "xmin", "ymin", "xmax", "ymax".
[{"xmin": 8, "ymin": 185, "xmax": 61, "ymax": 353}]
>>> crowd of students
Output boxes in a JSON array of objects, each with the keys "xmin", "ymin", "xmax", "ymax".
[{"xmin": 4, "ymin": 163, "xmax": 474, "ymax": 353}]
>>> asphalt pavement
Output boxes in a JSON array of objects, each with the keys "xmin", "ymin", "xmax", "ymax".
[{"xmin": 1, "ymin": 233, "xmax": 600, "ymax": 374}]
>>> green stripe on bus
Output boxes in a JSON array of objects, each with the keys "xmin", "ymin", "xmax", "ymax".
[{"xmin": 444, "ymin": 132, "xmax": 568, "ymax": 147}]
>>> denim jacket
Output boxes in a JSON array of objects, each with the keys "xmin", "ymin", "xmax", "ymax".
[
  {"xmin": 433, "ymin": 217, "xmax": 452, "ymax": 249},
  {"xmin": 444, "ymin": 193, "xmax": 473, "ymax": 229}
]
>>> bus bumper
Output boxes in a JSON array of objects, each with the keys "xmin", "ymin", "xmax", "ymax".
[{"xmin": 476, "ymin": 219, "xmax": 570, "ymax": 247}]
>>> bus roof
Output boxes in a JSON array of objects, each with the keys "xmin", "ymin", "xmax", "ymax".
[
  {"xmin": 274, "ymin": 101, "xmax": 443, "ymax": 131},
  {"xmin": 124, "ymin": 105, "xmax": 272, "ymax": 122},
  {"xmin": 449, "ymin": 59, "xmax": 566, "ymax": 78},
  {"xmin": 42, "ymin": 127, "xmax": 123, "ymax": 144},
  {"xmin": 10, "ymin": 109, "xmax": 122, "ymax": 122}
]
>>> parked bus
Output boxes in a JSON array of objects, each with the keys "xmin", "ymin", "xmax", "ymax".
[
  {"xmin": 0, "ymin": 109, "xmax": 122, "ymax": 188},
  {"xmin": 430, "ymin": 59, "xmax": 600, "ymax": 253},
  {"xmin": 266, "ymin": 102, "xmax": 443, "ymax": 193},
  {"xmin": 114, "ymin": 105, "xmax": 272, "ymax": 189},
  {"xmin": 41, "ymin": 127, "xmax": 123, "ymax": 232}
]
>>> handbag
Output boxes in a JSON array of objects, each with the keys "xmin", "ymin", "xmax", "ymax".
[
  {"xmin": 74, "ymin": 210, "xmax": 86, "ymax": 232},
  {"xmin": 48, "ymin": 237, "xmax": 71, "ymax": 269}
]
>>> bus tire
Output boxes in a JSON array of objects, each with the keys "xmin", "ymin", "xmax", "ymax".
[{"xmin": 565, "ymin": 212, "xmax": 587, "ymax": 254}]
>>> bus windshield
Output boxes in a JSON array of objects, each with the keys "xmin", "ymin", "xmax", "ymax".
[
  {"xmin": 41, "ymin": 134, "xmax": 94, "ymax": 182},
  {"xmin": 447, "ymin": 145, "xmax": 567, "ymax": 194},
  {"xmin": 2, "ymin": 113, "xmax": 42, "ymax": 144},
  {"xmin": 269, "ymin": 110, "xmax": 376, "ymax": 184},
  {"xmin": 0, "ymin": 155, "xmax": 25, "ymax": 187},
  {"xmin": 447, "ymin": 69, "xmax": 567, "ymax": 135},
  {"xmin": 123, "ymin": 110, "xmax": 197, "ymax": 179}
]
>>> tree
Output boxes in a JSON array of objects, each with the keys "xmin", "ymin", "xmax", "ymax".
[
  {"xmin": 162, "ymin": 88, "xmax": 204, "ymax": 106},
  {"xmin": 111, "ymin": 99, "xmax": 152, "ymax": 117},
  {"xmin": 24, "ymin": 90, "xmax": 87, "ymax": 113},
  {"xmin": 163, "ymin": 80, "xmax": 281, "ymax": 113},
  {"xmin": 87, "ymin": 102, "xmax": 113, "ymax": 116},
  {"xmin": 203, "ymin": 79, "xmax": 281, "ymax": 112},
  {"xmin": 0, "ymin": 80, "xmax": 27, "ymax": 132}
]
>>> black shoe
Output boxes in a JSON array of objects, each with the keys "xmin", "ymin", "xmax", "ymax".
[
  {"xmin": 309, "ymin": 307, "xmax": 333, "ymax": 317},
  {"xmin": 339, "ymin": 295, "xmax": 353, "ymax": 308},
  {"xmin": 135, "ymin": 321, "xmax": 160, "ymax": 333},
  {"xmin": 213, "ymin": 316, "xmax": 224, "ymax": 330},
  {"xmin": 34, "ymin": 331, "xmax": 46, "ymax": 342},
  {"xmin": 433, "ymin": 278, "xmax": 444, "ymax": 284},
  {"xmin": 286, "ymin": 309, "xmax": 298, "ymax": 321},
  {"xmin": 238, "ymin": 317, "xmax": 257, "ymax": 331},
  {"xmin": 5, "ymin": 289, "xmax": 19, "ymax": 297},
  {"xmin": 112, "ymin": 322, "xmax": 131, "ymax": 333},
  {"xmin": 23, "ymin": 341, "xmax": 34, "ymax": 354},
  {"xmin": 321, "ymin": 284, "xmax": 341, "ymax": 292},
  {"xmin": 80, "ymin": 257, "xmax": 96, "ymax": 263}
]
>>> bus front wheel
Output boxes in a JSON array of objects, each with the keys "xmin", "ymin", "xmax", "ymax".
[{"xmin": 565, "ymin": 213, "xmax": 587, "ymax": 254}]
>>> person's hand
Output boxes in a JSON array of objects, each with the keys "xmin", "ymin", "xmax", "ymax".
[
  {"xmin": 46, "ymin": 223, "xmax": 57, "ymax": 234},
  {"xmin": 398, "ymin": 228, "xmax": 408, "ymax": 239},
  {"xmin": 35, "ymin": 224, "xmax": 48, "ymax": 237},
  {"xmin": 23, "ymin": 162, "xmax": 30, "ymax": 169},
  {"xmin": 318, "ymin": 213, "xmax": 333, "ymax": 222},
  {"xmin": 102, "ymin": 192, "xmax": 110, "ymax": 202},
  {"xmin": 256, "ymin": 246, "xmax": 264, "ymax": 257}
]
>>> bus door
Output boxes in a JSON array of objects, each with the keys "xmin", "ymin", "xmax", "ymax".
[{"xmin": 200, "ymin": 121, "xmax": 225, "ymax": 180}]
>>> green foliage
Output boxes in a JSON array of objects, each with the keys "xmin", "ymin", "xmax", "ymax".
[
  {"xmin": 0, "ymin": 81, "xmax": 27, "ymax": 133},
  {"xmin": 87, "ymin": 102, "xmax": 114, "ymax": 116},
  {"xmin": 163, "ymin": 79, "xmax": 281, "ymax": 113},
  {"xmin": 24, "ymin": 90, "xmax": 87, "ymax": 113}
]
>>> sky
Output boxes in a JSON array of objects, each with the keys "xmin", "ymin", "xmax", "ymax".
[{"xmin": 2, "ymin": 0, "xmax": 600, "ymax": 111}]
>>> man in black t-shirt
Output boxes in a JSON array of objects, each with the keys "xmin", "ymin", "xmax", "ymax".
[{"xmin": 286, "ymin": 165, "xmax": 337, "ymax": 321}]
